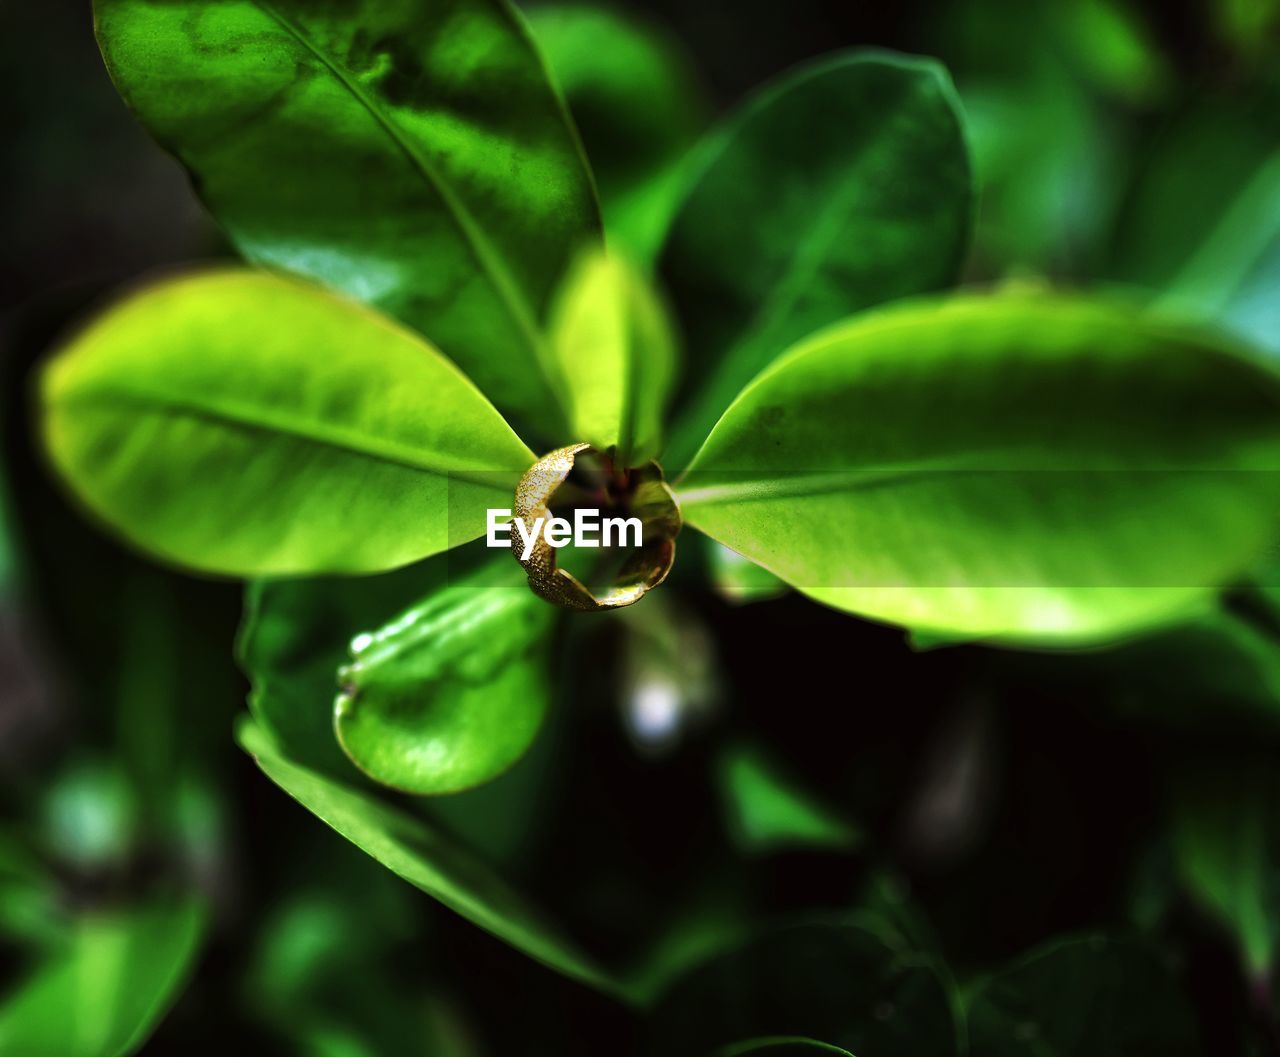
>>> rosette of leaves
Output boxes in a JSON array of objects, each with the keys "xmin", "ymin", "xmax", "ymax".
[{"xmin": 34, "ymin": 0, "xmax": 1280, "ymax": 1014}]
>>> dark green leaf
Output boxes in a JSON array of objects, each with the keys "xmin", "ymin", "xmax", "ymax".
[
  {"xmin": 528, "ymin": 5, "xmax": 705, "ymax": 261},
  {"xmin": 237, "ymin": 716, "xmax": 628, "ymax": 1000},
  {"xmin": 966, "ymin": 934, "xmax": 1199, "ymax": 1055},
  {"xmin": 42, "ymin": 270, "xmax": 533, "ymax": 576},
  {"xmin": 713, "ymin": 1039, "xmax": 854, "ymax": 1057},
  {"xmin": 648, "ymin": 917, "xmax": 959, "ymax": 1056},
  {"xmin": 544, "ymin": 248, "xmax": 678, "ymax": 465},
  {"xmin": 0, "ymin": 897, "xmax": 205, "ymax": 1057},
  {"xmin": 1110, "ymin": 87, "xmax": 1280, "ymax": 356},
  {"xmin": 660, "ymin": 51, "xmax": 972, "ymax": 467},
  {"xmin": 335, "ymin": 563, "xmax": 555, "ymax": 794},
  {"xmin": 678, "ymin": 292, "xmax": 1280, "ymax": 643},
  {"xmin": 94, "ymin": 0, "xmax": 601, "ymax": 436}
]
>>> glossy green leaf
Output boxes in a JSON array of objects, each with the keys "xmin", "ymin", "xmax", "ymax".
[
  {"xmin": 238, "ymin": 547, "xmax": 560, "ymax": 861},
  {"xmin": 660, "ymin": 51, "xmax": 972, "ymax": 467},
  {"xmin": 42, "ymin": 270, "xmax": 534, "ymax": 577},
  {"xmin": 714, "ymin": 1040, "xmax": 854, "ymax": 1057},
  {"xmin": 94, "ymin": 0, "xmax": 601, "ymax": 436},
  {"xmin": 544, "ymin": 248, "xmax": 678, "ymax": 465},
  {"xmin": 966, "ymin": 934, "xmax": 1199, "ymax": 1055},
  {"xmin": 0, "ymin": 897, "xmax": 205, "ymax": 1057},
  {"xmin": 239, "ymin": 557, "xmax": 462, "ymax": 777},
  {"xmin": 678, "ymin": 292, "xmax": 1280, "ymax": 643},
  {"xmin": 335, "ymin": 563, "xmax": 555, "ymax": 794},
  {"xmin": 237, "ymin": 717, "xmax": 627, "ymax": 1000},
  {"xmin": 648, "ymin": 917, "xmax": 959, "ymax": 1056},
  {"xmin": 718, "ymin": 746, "xmax": 861, "ymax": 855},
  {"xmin": 1171, "ymin": 759, "xmax": 1275, "ymax": 973}
]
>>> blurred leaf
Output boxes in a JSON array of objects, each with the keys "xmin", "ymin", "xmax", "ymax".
[
  {"xmin": 660, "ymin": 51, "xmax": 972, "ymax": 468},
  {"xmin": 42, "ymin": 270, "xmax": 533, "ymax": 577},
  {"xmin": 528, "ymin": 4, "xmax": 705, "ymax": 260},
  {"xmin": 94, "ymin": 0, "xmax": 601, "ymax": 438},
  {"xmin": 0, "ymin": 896, "xmax": 205, "ymax": 1057},
  {"xmin": 713, "ymin": 1040, "xmax": 854, "ymax": 1057},
  {"xmin": 1171, "ymin": 759, "xmax": 1274, "ymax": 974},
  {"xmin": 1059, "ymin": 0, "xmax": 1167, "ymax": 104},
  {"xmin": 1110, "ymin": 87, "xmax": 1280, "ymax": 355},
  {"xmin": 238, "ymin": 716, "xmax": 628, "ymax": 1000},
  {"xmin": 1154, "ymin": 150, "xmax": 1280, "ymax": 356},
  {"xmin": 960, "ymin": 71, "xmax": 1116, "ymax": 274},
  {"xmin": 705, "ymin": 539, "xmax": 789, "ymax": 604},
  {"xmin": 335, "ymin": 563, "xmax": 555, "ymax": 794},
  {"xmin": 965, "ymin": 934, "xmax": 1199, "ymax": 1055},
  {"xmin": 717, "ymin": 745, "xmax": 861, "ymax": 855},
  {"xmin": 678, "ymin": 292, "xmax": 1280, "ymax": 643},
  {"xmin": 544, "ymin": 247, "xmax": 678, "ymax": 465},
  {"xmin": 995, "ymin": 603, "xmax": 1280, "ymax": 726},
  {"xmin": 648, "ymin": 917, "xmax": 959, "ymax": 1056}
]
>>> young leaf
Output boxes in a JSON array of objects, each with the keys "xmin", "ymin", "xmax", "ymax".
[
  {"xmin": 545, "ymin": 248, "xmax": 678, "ymax": 465},
  {"xmin": 0, "ymin": 897, "xmax": 205, "ymax": 1057},
  {"xmin": 93, "ymin": 0, "xmax": 601, "ymax": 437},
  {"xmin": 678, "ymin": 293, "xmax": 1280, "ymax": 643},
  {"xmin": 237, "ymin": 717, "xmax": 628, "ymax": 1000},
  {"xmin": 965, "ymin": 935, "xmax": 1199, "ymax": 1055},
  {"xmin": 335, "ymin": 564, "xmax": 555, "ymax": 795},
  {"xmin": 42, "ymin": 270, "xmax": 534, "ymax": 577},
  {"xmin": 659, "ymin": 51, "xmax": 972, "ymax": 468}
]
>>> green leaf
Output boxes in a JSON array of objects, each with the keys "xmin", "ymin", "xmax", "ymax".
[
  {"xmin": 527, "ymin": 5, "xmax": 706, "ymax": 262},
  {"xmin": 1171, "ymin": 758, "xmax": 1275, "ymax": 974},
  {"xmin": 42, "ymin": 270, "xmax": 533, "ymax": 577},
  {"xmin": 1110, "ymin": 86, "xmax": 1280, "ymax": 355},
  {"xmin": 649, "ymin": 917, "xmax": 959, "ymax": 1056},
  {"xmin": 335, "ymin": 563, "xmax": 555, "ymax": 794},
  {"xmin": 965, "ymin": 934, "xmax": 1199, "ymax": 1055},
  {"xmin": 704, "ymin": 538, "xmax": 789, "ymax": 604},
  {"xmin": 238, "ymin": 547, "xmax": 559, "ymax": 861},
  {"xmin": 660, "ymin": 51, "xmax": 972, "ymax": 468},
  {"xmin": 718, "ymin": 746, "xmax": 861, "ymax": 855},
  {"xmin": 544, "ymin": 248, "xmax": 678, "ymax": 465},
  {"xmin": 239, "ymin": 557, "xmax": 463, "ymax": 777},
  {"xmin": 94, "ymin": 0, "xmax": 601, "ymax": 436},
  {"xmin": 678, "ymin": 292, "xmax": 1280, "ymax": 643},
  {"xmin": 713, "ymin": 1040, "xmax": 854, "ymax": 1057},
  {"xmin": 0, "ymin": 897, "xmax": 205, "ymax": 1057},
  {"xmin": 237, "ymin": 716, "xmax": 628, "ymax": 1000}
]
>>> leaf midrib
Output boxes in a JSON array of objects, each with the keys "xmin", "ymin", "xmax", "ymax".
[
  {"xmin": 250, "ymin": 0, "xmax": 553, "ymax": 386},
  {"xmin": 57, "ymin": 385, "xmax": 521, "ymax": 490}
]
